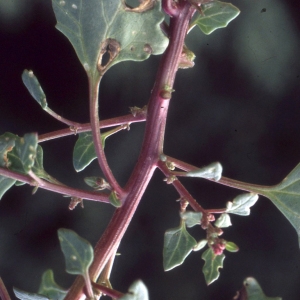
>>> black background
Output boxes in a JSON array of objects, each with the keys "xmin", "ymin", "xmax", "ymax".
[{"xmin": 1, "ymin": 0, "xmax": 300, "ymax": 299}]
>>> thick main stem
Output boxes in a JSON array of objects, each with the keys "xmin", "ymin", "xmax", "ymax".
[{"xmin": 64, "ymin": 2, "xmax": 195, "ymax": 299}]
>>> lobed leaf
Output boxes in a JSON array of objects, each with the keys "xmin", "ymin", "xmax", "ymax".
[
  {"xmin": 57, "ymin": 228, "xmax": 94, "ymax": 275},
  {"xmin": 163, "ymin": 221, "xmax": 197, "ymax": 271},
  {"xmin": 237, "ymin": 277, "xmax": 282, "ymax": 300},
  {"xmin": 180, "ymin": 211, "xmax": 202, "ymax": 227},
  {"xmin": 119, "ymin": 280, "xmax": 149, "ymax": 300},
  {"xmin": 201, "ymin": 248, "xmax": 225, "ymax": 285},
  {"xmin": 226, "ymin": 193, "xmax": 258, "ymax": 216},
  {"xmin": 22, "ymin": 70, "xmax": 47, "ymax": 109},
  {"xmin": 186, "ymin": 162, "xmax": 222, "ymax": 181},
  {"xmin": 13, "ymin": 287, "xmax": 49, "ymax": 300},
  {"xmin": 190, "ymin": 1, "xmax": 240, "ymax": 35},
  {"xmin": 73, "ymin": 132, "xmax": 96, "ymax": 172},
  {"xmin": 52, "ymin": 0, "xmax": 168, "ymax": 75},
  {"xmin": 214, "ymin": 213, "xmax": 232, "ymax": 228},
  {"xmin": 38, "ymin": 269, "xmax": 68, "ymax": 300}
]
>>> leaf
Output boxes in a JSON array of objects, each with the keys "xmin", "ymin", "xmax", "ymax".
[
  {"xmin": 225, "ymin": 241, "xmax": 239, "ymax": 252},
  {"xmin": 0, "ymin": 132, "xmax": 15, "ymax": 167},
  {"xmin": 238, "ymin": 277, "xmax": 282, "ymax": 300},
  {"xmin": 109, "ymin": 190, "xmax": 122, "ymax": 208},
  {"xmin": 193, "ymin": 239, "xmax": 208, "ymax": 252},
  {"xmin": 214, "ymin": 213, "xmax": 232, "ymax": 228},
  {"xmin": 73, "ymin": 132, "xmax": 96, "ymax": 172},
  {"xmin": 38, "ymin": 269, "xmax": 68, "ymax": 300},
  {"xmin": 0, "ymin": 176, "xmax": 16, "ymax": 200},
  {"xmin": 201, "ymin": 248, "xmax": 225, "ymax": 285},
  {"xmin": 163, "ymin": 221, "xmax": 197, "ymax": 271},
  {"xmin": 186, "ymin": 162, "xmax": 222, "ymax": 181},
  {"xmin": 84, "ymin": 176, "xmax": 110, "ymax": 190},
  {"xmin": 22, "ymin": 70, "xmax": 47, "ymax": 109},
  {"xmin": 190, "ymin": 1, "xmax": 240, "ymax": 35},
  {"xmin": 57, "ymin": 228, "xmax": 94, "ymax": 275},
  {"xmin": 253, "ymin": 163, "xmax": 300, "ymax": 247},
  {"xmin": 226, "ymin": 193, "xmax": 258, "ymax": 216},
  {"xmin": 13, "ymin": 287, "xmax": 49, "ymax": 300},
  {"xmin": 52, "ymin": 0, "xmax": 168, "ymax": 75},
  {"xmin": 180, "ymin": 211, "xmax": 202, "ymax": 227},
  {"xmin": 7, "ymin": 133, "xmax": 38, "ymax": 174},
  {"xmin": 119, "ymin": 280, "xmax": 149, "ymax": 300}
]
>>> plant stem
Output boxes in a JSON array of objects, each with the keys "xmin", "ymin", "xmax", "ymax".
[
  {"xmin": 0, "ymin": 278, "xmax": 11, "ymax": 300},
  {"xmin": 38, "ymin": 113, "xmax": 146, "ymax": 142},
  {"xmin": 89, "ymin": 76, "xmax": 125, "ymax": 197},
  {"xmin": 64, "ymin": 2, "xmax": 196, "ymax": 299},
  {"xmin": 91, "ymin": 282, "xmax": 123, "ymax": 299},
  {"xmin": 0, "ymin": 167, "xmax": 109, "ymax": 203},
  {"xmin": 45, "ymin": 107, "xmax": 82, "ymax": 128}
]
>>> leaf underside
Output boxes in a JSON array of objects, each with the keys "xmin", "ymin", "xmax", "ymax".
[
  {"xmin": 119, "ymin": 280, "xmax": 149, "ymax": 300},
  {"xmin": 13, "ymin": 287, "xmax": 49, "ymax": 300}
]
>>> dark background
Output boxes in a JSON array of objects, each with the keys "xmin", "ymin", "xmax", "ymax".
[{"xmin": 1, "ymin": 0, "xmax": 300, "ymax": 299}]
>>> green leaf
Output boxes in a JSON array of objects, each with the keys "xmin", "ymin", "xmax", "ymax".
[
  {"xmin": 253, "ymin": 164, "xmax": 300, "ymax": 247},
  {"xmin": 52, "ymin": 0, "xmax": 168, "ymax": 75},
  {"xmin": 226, "ymin": 193, "xmax": 258, "ymax": 216},
  {"xmin": 180, "ymin": 211, "xmax": 202, "ymax": 227},
  {"xmin": 38, "ymin": 269, "xmax": 68, "ymax": 300},
  {"xmin": 201, "ymin": 248, "xmax": 225, "ymax": 285},
  {"xmin": 119, "ymin": 280, "xmax": 149, "ymax": 300},
  {"xmin": 109, "ymin": 190, "xmax": 122, "ymax": 208},
  {"xmin": 0, "ymin": 132, "xmax": 15, "ymax": 167},
  {"xmin": 193, "ymin": 239, "xmax": 208, "ymax": 252},
  {"xmin": 13, "ymin": 287, "xmax": 49, "ymax": 300},
  {"xmin": 163, "ymin": 221, "xmax": 197, "ymax": 271},
  {"xmin": 57, "ymin": 228, "xmax": 94, "ymax": 275},
  {"xmin": 186, "ymin": 162, "xmax": 222, "ymax": 181},
  {"xmin": 190, "ymin": 1, "xmax": 240, "ymax": 35},
  {"xmin": 225, "ymin": 241, "xmax": 239, "ymax": 252},
  {"xmin": 7, "ymin": 133, "xmax": 38, "ymax": 174},
  {"xmin": 22, "ymin": 70, "xmax": 47, "ymax": 109},
  {"xmin": 240, "ymin": 277, "xmax": 282, "ymax": 300},
  {"xmin": 84, "ymin": 176, "xmax": 110, "ymax": 190},
  {"xmin": 0, "ymin": 176, "xmax": 16, "ymax": 200},
  {"xmin": 73, "ymin": 132, "xmax": 96, "ymax": 172},
  {"xmin": 214, "ymin": 213, "xmax": 232, "ymax": 228}
]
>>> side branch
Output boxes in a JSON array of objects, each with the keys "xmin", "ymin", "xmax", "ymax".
[
  {"xmin": 0, "ymin": 167, "xmax": 109, "ymax": 203},
  {"xmin": 38, "ymin": 112, "xmax": 146, "ymax": 143}
]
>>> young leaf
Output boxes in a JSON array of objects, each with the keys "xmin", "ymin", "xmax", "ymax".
[
  {"xmin": 214, "ymin": 213, "xmax": 232, "ymax": 228},
  {"xmin": 84, "ymin": 176, "xmax": 111, "ymax": 190},
  {"xmin": 163, "ymin": 221, "xmax": 197, "ymax": 271},
  {"xmin": 57, "ymin": 228, "xmax": 94, "ymax": 275},
  {"xmin": 52, "ymin": 0, "xmax": 168, "ymax": 75},
  {"xmin": 180, "ymin": 211, "xmax": 202, "ymax": 227},
  {"xmin": 119, "ymin": 280, "xmax": 149, "ymax": 300},
  {"xmin": 193, "ymin": 239, "xmax": 208, "ymax": 252},
  {"xmin": 38, "ymin": 269, "xmax": 68, "ymax": 300},
  {"xmin": 13, "ymin": 287, "xmax": 49, "ymax": 300},
  {"xmin": 22, "ymin": 70, "xmax": 47, "ymax": 109},
  {"xmin": 190, "ymin": 1, "xmax": 240, "ymax": 35},
  {"xmin": 0, "ymin": 176, "xmax": 16, "ymax": 200},
  {"xmin": 109, "ymin": 190, "xmax": 122, "ymax": 208},
  {"xmin": 7, "ymin": 133, "xmax": 38, "ymax": 174},
  {"xmin": 73, "ymin": 132, "xmax": 96, "ymax": 172},
  {"xmin": 201, "ymin": 248, "xmax": 225, "ymax": 285},
  {"xmin": 225, "ymin": 241, "xmax": 239, "ymax": 253},
  {"xmin": 226, "ymin": 193, "xmax": 258, "ymax": 216},
  {"xmin": 237, "ymin": 277, "xmax": 282, "ymax": 300},
  {"xmin": 186, "ymin": 162, "xmax": 222, "ymax": 181}
]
